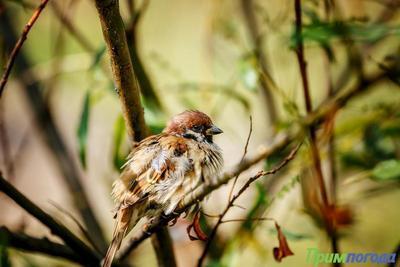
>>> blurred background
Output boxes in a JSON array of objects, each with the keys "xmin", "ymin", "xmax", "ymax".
[{"xmin": 0, "ymin": 0, "xmax": 400, "ymax": 266}]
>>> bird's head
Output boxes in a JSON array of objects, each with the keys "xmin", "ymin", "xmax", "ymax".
[{"xmin": 164, "ymin": 110, "xmax": 223, "ymax": 143}]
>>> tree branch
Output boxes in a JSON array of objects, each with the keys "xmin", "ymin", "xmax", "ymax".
[
  {"xmin": 0, "ymin": 226, "xmax": 83, "ymax": 264},
  {"xmin": 50, "ymin": 1, "xmax": 96, "ymax": 53},
  {"xmin": 94, "ymin": 0, "xmax": 148, "ymax": 142},
  {"xmin": 151, "ymin": 228, "xmax": 177, "ymax": 267},
  {"xmin": 294, "ymin": 0, "xmax": 329, "ymax": 207},
  {"xmin": 240, "ymin": 0, "xmax": 278, "ymax": 125},
  {"xmin": 125, "ymin": 0, "xmax": 164, "ymax": 112},
  {"xmin": 197, "ymin": 143, "xmax": 302, "ymax": 266},
  {"xmin": 93, "ymin": 1, "xmax": 175, "ymax": 266},
  {"xmin": 0, "ymin": 173, "xmax": 100, "ymax": 265},
  {"xmin": 0, "ymin": 0, "xmax": 49, "ymax": 98}
]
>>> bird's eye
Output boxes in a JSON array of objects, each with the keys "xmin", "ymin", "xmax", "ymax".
[{"xmin": 192, "ymin": 125, "xmax": 203, "ymax": 132}]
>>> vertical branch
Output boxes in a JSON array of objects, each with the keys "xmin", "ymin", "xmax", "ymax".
[
  {"xmin": 240, "ymin": 0, "xmax": 277, "ymax": 125},
  {"xmin": 294, "ymin": 0, "xmax": 329, "ymax": 206},
  {"xmin": 197, "ymin": 144, "xmax": 301, "ymax": 267},
  {"xmin": 93, "ymin": 1, "xmax": 176, "ymax": 266},
  {"xmin": 151, "ymin": 229, "xmax": 177, "ymax": 267},
  {"xmin": 323, "ymin": 3, "xmax": 341, "ymax": 265},
  {"xmin": 94, "ymin": 0, "xmax": 148, "ymax": 142},
  {"xmin": 294, "ymin": 2, "xmax": 341, "ymax": 266},
  {"xmin": 0, "ymin": 105, "xmax": 14, "ymax": 180},
  {"xmin": 125, "ymin": 0, "xmax": 164, "ymax": 111}
]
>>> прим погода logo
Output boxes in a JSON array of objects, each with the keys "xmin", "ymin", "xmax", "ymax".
[{"xmin": 306, "ymin": 248, "xmax": 397, "ymax": 266}]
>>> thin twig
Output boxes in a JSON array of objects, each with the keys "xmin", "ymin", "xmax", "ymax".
[
  {"xmin": 0, "ymin": 173, "xmax": 101, "ymax": 264},
  {"xmin": 125, "ymin": 0, "xmax": 164, "ymax": 112},
  {"xmin": 220, "ymin": 217, "xmax": 275, "ymax": 224},
  {"xmin": 228, "ymin": 116, "xmax": 252, "ymax": 201},
  {"xmin": 294, "ymin": 0, "xmax": 329, "ymax": 206},
  {"xmin": 50, "ymin": 1, "xmax": 95, "ymax": 53},
  {"xmin": 49, "ymin": 201, "xmax": 102, "ymax": 254},
  {"xmin": 197, "ymin": 143, "xmax": 301, "ymax": 267},
  {"xmin": 240, "ymin": 0, "xmax": 277, "ymax": 125},
  {"xmin": 0, "ymin": 0, "xmax": 50, "ymax": 98},
  {"xmin": 294, "ymin": 2, "xmax": 342, "ymax": 266}
]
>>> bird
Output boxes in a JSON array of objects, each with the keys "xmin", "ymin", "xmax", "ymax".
[{"xmin": 102, "ymin": 110, "xmax": 223, "ymax": 267}]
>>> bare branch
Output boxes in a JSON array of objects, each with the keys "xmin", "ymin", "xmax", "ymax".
[
  {"xmin": 93, "ymin": 1, "xmax": 175, "ymax": 265},
  {"xmin": 240, "ymin": 0, "xmax": 278, "ymax": 125},
  {"xmin": 197, "ymin": 143, "xmax": 302, "ymax": 266},
  {"xmin": 0, "ymin": 173, "xmax": 100, "ymax": 264},
  {"xmin": 94, "ymin": 0, "xmax": 148, "ymax": 142},
  {"xmin": 0, "ymin": 226, "xmax": 83, "ymax": 264},
  {"xmin": 50, "ymin": 201, "xmax": 102, "ymax": 254},
  {"xmin": 228, "ymin": 116, "xmax": 253, "ymax": 201},
  {"xmin": 151, "ymin": 228, "xmax": 177, "ymax": 267},
  {"xmin": 0, "ymin": 0, "xmax": 50, "ymax": 98},
  {"xmin": 50, "ymin": 1, "xmax": 95, "ymax": 53},
  {"xmin": 294, "ymin": 0, "xmax": 329, "ymax": 206}
]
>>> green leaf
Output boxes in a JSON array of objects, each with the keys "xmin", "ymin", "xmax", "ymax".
[
  {"xmin": 112, "ymin": 115, "xmax": 127, "ymax": 171},
  {"xmin": 372, "ymin": 160, "xmax": 400, "ymax": 181},
  {"xmin": 290, "ymin": 19, "xmax": 400, "ymax": 49},
  {"xmin": 77, "ymin": 91, "xmax": 91, "ymax": 169}
]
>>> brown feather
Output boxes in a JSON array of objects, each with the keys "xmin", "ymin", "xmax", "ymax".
[{"xmin": 102, "ymin": 207, "xmax": 133, "ymax": 267}]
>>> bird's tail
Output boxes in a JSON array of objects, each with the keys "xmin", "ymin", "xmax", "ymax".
[{"xmin": 102, "ymin": 207, "xmax": 134, "ymax": 267}]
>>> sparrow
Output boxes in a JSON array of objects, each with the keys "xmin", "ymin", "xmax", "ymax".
[{"xmin": 102, "ymin": 110, "xmax": 223, "ymax": 267}]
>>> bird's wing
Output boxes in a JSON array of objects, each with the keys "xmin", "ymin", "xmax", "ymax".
[{"xmin": 112, "ymin": 134, "xmax": 193, "ymax": 209}]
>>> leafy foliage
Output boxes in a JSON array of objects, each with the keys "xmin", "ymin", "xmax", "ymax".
[{"xmin": 372, "ymin": 160, "xmax": 400, "ymax": 181}]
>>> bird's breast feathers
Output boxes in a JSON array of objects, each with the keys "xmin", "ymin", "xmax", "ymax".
[{"xmin": 111, "ymin": 133, "xmax": 223, "ymax": 214}]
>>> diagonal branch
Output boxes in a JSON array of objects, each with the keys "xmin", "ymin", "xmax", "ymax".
[
  {"xmin": 0, "ymin": 173, "xmax": 100, "ymax": 264},
  {"xmin": 0, "ymin": 226, "xmax": 83, "ymax": 264},
  {"xmin": 197, "ymin": 143, "xmax": 302, "ymax": 266},
  {"xmin": 125, "ymin": 0, "xmax": 164, "ymax": 112},
  {"xmin": 0, "ymin": 0, "xmax": 50, "ymax": 98}
]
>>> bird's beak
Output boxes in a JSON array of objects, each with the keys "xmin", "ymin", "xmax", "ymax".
[{"xmin": 207, "ymin": 125, "xmax": 223, "ymax": 135}]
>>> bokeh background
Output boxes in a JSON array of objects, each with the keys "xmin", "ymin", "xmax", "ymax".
[{"xmin": 1, "ymin": 0, "xmax": 400, "ymax": 266}]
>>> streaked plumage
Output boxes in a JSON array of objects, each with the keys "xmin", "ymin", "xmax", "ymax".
[{"xmin": 102, "ymin": 110, "xmax": 223, "ymax": 267}]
